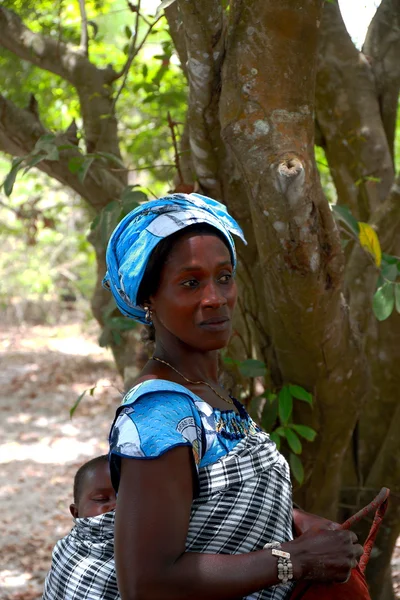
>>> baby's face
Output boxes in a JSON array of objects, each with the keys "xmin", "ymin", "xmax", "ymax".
[{"xmin": 75, "ymin": 462, "xmax": 117, "ymax": 518}]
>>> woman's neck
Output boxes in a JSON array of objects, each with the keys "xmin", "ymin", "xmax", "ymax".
[{"xmin": 153, "ymin": 337, "xmax": 220, "ymax": 384}]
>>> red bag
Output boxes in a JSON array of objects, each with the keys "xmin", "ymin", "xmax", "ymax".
[{"xmin": 290, "ymin": 488, "xmax": 390, "ymax": 600}]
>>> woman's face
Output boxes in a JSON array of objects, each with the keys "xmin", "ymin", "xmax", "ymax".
[{"xmin": 150, "ymin": 232, "xmax": 237, "ymax": 352}]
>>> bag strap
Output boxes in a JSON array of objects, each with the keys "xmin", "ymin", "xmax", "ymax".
[{"xmin": 340, "ymin": 487, "xmax": 390, "ymax": 573}]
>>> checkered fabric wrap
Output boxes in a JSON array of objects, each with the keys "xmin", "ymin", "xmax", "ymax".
[
  {"xmin": 187, "ymin": 432, "xmax": 295, "ymax": 600},
  {"xmin": 42, "ymin": 511, "xmax": 119, "ymax": 600}
]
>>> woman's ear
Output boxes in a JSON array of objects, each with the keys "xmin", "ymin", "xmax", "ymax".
[{"xmin": 70, "ymin": 503, "xmax": 79, "ymax": 518}]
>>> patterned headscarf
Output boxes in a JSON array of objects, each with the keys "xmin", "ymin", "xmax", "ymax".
[{"xmin": 103, "ymin": 193, "xmax": 246, "ymax": 324}]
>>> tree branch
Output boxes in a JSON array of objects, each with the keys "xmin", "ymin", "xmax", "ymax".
[
  {"xmin": 363, "ymin": 0, "xmax": 400, "ymax": 163},
  {"xmin": 0, "ymin": 94, "xmax": 124, "ymax": 212},
  {"xmin": 315, "ymin": 1, "xmax": 394, "ymax": 221},
  {"xmin": 0, "ymin": 7, "xmax": 122, "ymax": 158},
  {"xmin": 165, "ymin": 2, "xmax": 188, "ymax": 78},
  {"xmin": 174, "ymin": 0, "xmax": 224, "ymax": 197},
  {"xmin": 78, "ymin": 0, "xmax": 89, "ymax": 57}
]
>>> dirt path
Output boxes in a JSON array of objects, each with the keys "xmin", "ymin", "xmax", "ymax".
[
  {"xmin": 0, "ymin": 321, "xmax": 122, "ymax": 600},
  {"xmin": 0, "ymin": 321, "xmax": 399, "ymax": 599}
]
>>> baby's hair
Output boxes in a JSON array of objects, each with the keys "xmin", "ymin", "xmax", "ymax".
[{"xmin": 73, "ymin": 455, "xmax": 109, "ymax": 504}]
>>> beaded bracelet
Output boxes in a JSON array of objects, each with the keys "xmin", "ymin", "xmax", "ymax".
[{"xmin": 263, "ymin": 541, "xmax": 294, "ymax": 584}]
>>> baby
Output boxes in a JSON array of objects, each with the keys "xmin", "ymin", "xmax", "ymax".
[{"xmin": 43, "ymin": 455, "xmax": 119, "ymax": 600}]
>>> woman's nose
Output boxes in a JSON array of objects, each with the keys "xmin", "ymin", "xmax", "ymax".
[{"xmin": 202, "ymin": 282, "xmax": 227, "ymax": 307}]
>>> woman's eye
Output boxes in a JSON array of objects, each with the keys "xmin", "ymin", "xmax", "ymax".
[
  {"xmin": 219, "ymin": 274, "xmax": 232, "ymax": 283},
  {"xmin": 181, "ymin": 280, "xmax": 198, "ymax": 288},
  {"xmin": 92, "ymin": 497, "xmax": 108, "ymax": 503}
]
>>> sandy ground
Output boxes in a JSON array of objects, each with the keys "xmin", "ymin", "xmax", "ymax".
[
  {"xmin": 0, "ymin": 319, "xmax": 399, "ymax": 599},
  {"xmin": 0, "ymin": 320, "xmax": 122, "ymax": 600}
]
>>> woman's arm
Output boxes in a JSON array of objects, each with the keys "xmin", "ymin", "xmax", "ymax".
[
  {"xmin": 115, "ymin": 447, "xmax": 362, "ymax": 600},
  {"xmin": 292, "ymin": 508, "xmax": 338, "ymax": 537}
]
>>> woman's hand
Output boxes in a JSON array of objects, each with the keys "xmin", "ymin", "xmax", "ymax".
[
  {"xmin": 292, "ymin": 508, "xmax": 338, "ymax": 537},
  {"xmin": 283, "ymin": 527, "xmax": 363, "ymax": 583}
]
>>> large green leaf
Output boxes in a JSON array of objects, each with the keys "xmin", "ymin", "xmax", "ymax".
[
  {"xmin": 284, "ymin": 428, "xmax": 302, "ymax": 454},
  {"xmin": 331, "ymin": 204, "xmax": 359, "ymax": 236},
  {"xmin": 106, "ymin": 316, "xmax": 137, "ymax": 331},
  {"xmin": 261, "ymin": 398, "xmax": 278, "ymax": 433},
  {"xmin": 372, "ymin": 283, "xmax": 395, "ymax": 321},
  {"xmin": 288, "ymin": 384, "xmax": 312, "ymax": 405},
  {"xmin": 3, "ymin": 157, "xmax": 24, "ymax": 196},
  {"xmin": 269, "ymin": 432, "xmax": 281, "ymax": 451},
  {"xmin": 238, "ymin": 359, "xmax": 267, "ymax": 378},
  {"xmin": 290, "ymin": 424, "xmax": 317, "ymax": 442},
  {"xmin": 289, "ymin": 453, "xmax": 304, "ymax": 484},
  {"xmin": 278, "ymin": 385, "xmax": 293, "ymax": 425},
  {"xmin": 395, "ymin": 284, "xmax": 400, "ymax": 314}
]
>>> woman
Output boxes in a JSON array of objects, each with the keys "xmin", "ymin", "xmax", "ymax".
[{"xmin": 104, "ymin": 193, "xmax": 362, "ymax": 600}]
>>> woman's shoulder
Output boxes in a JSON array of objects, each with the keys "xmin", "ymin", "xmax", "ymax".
[{"xmin": 122, "ymin": 377, "xmax": 203, "ymax": 407}]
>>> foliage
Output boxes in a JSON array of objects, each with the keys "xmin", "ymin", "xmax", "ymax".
[
  {"xmin": 330, "ymin": 203, "xmax": 400, "ymax": 321},
  {"xmin": 0, "ymin": 0, "xmax": 187, "ymax": 309},
  {"xmin": 0, "ymin": 159, "xmax": 96, "ymax": 304},
  {"xmin": 223, "ymin": 356, "xmax": 316, "ymax": 484}
]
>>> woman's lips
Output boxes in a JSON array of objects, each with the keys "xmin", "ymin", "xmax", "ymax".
[{"xmin": 199, "ymin": 317, "xmax": 230, "ymax": 331}]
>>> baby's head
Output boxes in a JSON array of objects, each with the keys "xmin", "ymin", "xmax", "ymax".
[{"xmin": 70, "ymin": 455, "xmax": 116, "ymax": 519}]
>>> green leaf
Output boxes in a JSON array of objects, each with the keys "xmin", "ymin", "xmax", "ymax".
[
  {"xmin": 331, "ymin": 204, "xmax": 359, "ymax": 236},
  {"xmin": 222, "ymin": 356, "xmax": 239, "ymax": 366},
  {"xmin": 269, "ymin": 432, "xmax": 281, "ymax": 450},
  {"xmin": 70, "ymin": 390, "xmax": 87, "ymax": 418},
  {"xmin": 289, "ymin": 453, "xmax": 304, "ymax": 484},
  {"xmin": 34, "ymin": 133, "xmax": 56, "ymax": 150},
  {"xmin": 99, "ymin": 327, "xmax": 112, "ymax": 348},
  {"xmin": 3, "ymin": 157, "xmax": 24, "ymax": 196},
  {"xmin": 278, "ymin": 385, "xmax": 293, "ymax": 425},
  {"xmin": 23, "ymin": 153, "xmax": 47, "ymax": 175},
  {"xmin": 106, "ymin": 316, "xmax": 137, "ymax": 331},
  {"xmin": 381, "ymin": 253, "xmax": 400, "ymax": 266},
  {"xmin": 111, "ymin": 329, "xmax": 123, "ymax": 345},
  {"xmin": 95, "ymin": 151, "xmax": 126, "ymax": 169},
  {"xmin": 395, "ymin": 284, "xmax": 400, "ymax": 314},
  {"xmin": 78, "ymin": 157, "xmax": 94, "ymax": 183},
  {"xmin": 372, "ymin": 282, "xmax": 395, "ymax": 321},
  {"xmin": 288, "ymin": 384, "xmax": 313, "ymax": 405},
  {"xmin": 68, "ymin": 156, "xmax": 84, "ymax": 174},
  {"xmin": 274, "ymin": 426, "xmax": 286, "ymax": 437},
  {"xmin": 125, "ymin": 25, "xmax": 132, "ymax": 39},
  {"xmin": 264, "ymin": 391, "xmax": 277, "ymax": 403},
  {"xmin": 261, "ymin": 398, "xmax": 278, "ymax": 433},
  {"xmin": 238, "ymin": 359, "xmax": 267, "ymax": 378},
  {"xmin": 381, "ymin": 263, "xmax": 399, "ymax": 282},
  {"xmin": 290, "ymin": 424, "xmax": 317, "ymax": 442},
  {"xmin": 99, "ymin": 201, "xmax": 122, "ymax": 247},
  {"xmin": 284, "ymin": 428, "xmax": 302, "ymax": 454},
  {"xmin": 120, "ymin": 188, "xmax": 147, "ymax": 217}
]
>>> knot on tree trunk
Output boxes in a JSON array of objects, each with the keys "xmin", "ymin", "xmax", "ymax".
[{"xmin": 276, "ymin": 155, "xmax": 305, "ymax": 206}]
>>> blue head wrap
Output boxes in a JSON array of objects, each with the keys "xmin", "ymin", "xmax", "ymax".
[{"xmin": 103, "ymin": 193, "xmax": 246, "ymax": 324}]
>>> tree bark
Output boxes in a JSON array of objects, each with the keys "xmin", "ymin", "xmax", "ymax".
[
  {"xmin": 363, "ymin": 0, "xmax": 400, "ymax": 164},
  {"xmin": 218, "ymin": 0, "xmax": 370, "ymax": 517},
  {"xmin": 315, "ymin": 1, "xmax": 394, "ymax": 222}
]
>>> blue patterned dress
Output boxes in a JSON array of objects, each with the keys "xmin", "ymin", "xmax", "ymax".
[{"xmin": 109, "ymin": 380, "xmax": 294, "ymax": 600}]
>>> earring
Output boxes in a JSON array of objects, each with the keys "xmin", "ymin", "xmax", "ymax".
[{"xmin": 144, "ymin": 306, "xmax": 152, "ymax": 323}]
